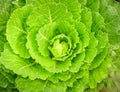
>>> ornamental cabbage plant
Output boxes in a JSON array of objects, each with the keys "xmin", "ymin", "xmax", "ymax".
[{"xmin": 0, "ymin": 0, "xmax": 120, "ymax": 92}]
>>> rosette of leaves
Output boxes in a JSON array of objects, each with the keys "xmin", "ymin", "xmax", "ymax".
[{"xmin": 0, "ymin": 0, "xmax": 116, "ymax": 92}]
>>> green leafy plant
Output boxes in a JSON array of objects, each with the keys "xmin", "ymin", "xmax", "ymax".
[{"xmin": 0, "ymin": 0, "xmax": 120, "ymax": 92}]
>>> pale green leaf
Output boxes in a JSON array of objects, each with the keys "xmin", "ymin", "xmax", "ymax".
[
  {"xmin": 78, "ymin": 0, "xmax": 87, "ymax": 5},
  {"xmin": 51, "ymin": 21, "xmax": 80, "ymax": 49},
  {"xmin": 36, "ymin": 23, "xmax": 57, "ymax": 57},
  {"xmin": 87, "ymin": 0, "xmax": 100, "ymax": 11},
  {"xmin": 90, "ymin": 47, "xmax": 108, "ymax": 70},
  {"xmin": 91, "ymin": 12, "xmax": 105, "ymax": 33},
  {"xmin": 65, "ymin": 77, "xmax": 76, "ymax": 87},
  {"xmin": 84, "ymin": 33, "xmax": 98, "ymax": 63},
  {"xmin": 48, "ymin": 74, "xmax": 59, "ymax": 83},
  {"xmin": 58, "ymin": 71, "xmax": 71, "ymax": 81},
  {"xmin": 75, "ymin": 22, "xmax": 89, "ymax": 48},
  {"xmin": 59, "ymin": 0, "xmax": 81, "ymax": 20},
  {"xmin": 16, "ymin": 77, "xmax": 67, "ymax": 92},
  {"xmin": 26, "ymin": 0, "xmax": 81, "ymax": 21},
  {"xmin": 99, "ymin": 57, "xmax": 110, "ymax": 79},
  {"xmin": 75, "ymin": 70, "xmax": 87, "ymax": 79},
  {"xmin": 96, "ymin": 31, "xmax": 108, "ymax": 53},
  {"xmin": 68, "ymin": 75, "xmax": 89, "ymax": 92},
  {"xmin": 44, "ymin": 82, "xmax": 66, "ymax": 92},
  {"xmin": 26, "ymin": 27, "xmax": 57, "ymax": 73},
  {"xmin": 6, "ymin": 5, "xmax": 32, "ymax": 58},
  {"xmin": 16, "ymin": 77, "xmax": 47, "ymax": 92},
  {"xmin": 0, "ymin": 43, "xmax": 52, "ymax": 80},
  {"xmin": 89, "ymin": 71, "xmax": 97, "ymax": 89},
  {"xmin": 27, "ymin": 3, "xmax": 73, "ymax": 27},
  {"xmin": 87, "ymin": 33, "xmax": 98, "ymax": 49},
  {"xmin": 69, "ymin": 52, "xmax": 85, "ymax": 72},
  {"xmin": 55, "ymin": 60, "xmax": 71, "ymax": 73},
  {"xmin": 80, "ymin": 7, "xmax": 92, "ymax": 32}
]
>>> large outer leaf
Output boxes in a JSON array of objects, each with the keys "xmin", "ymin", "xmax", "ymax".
[
  {"xmin": 0, "ymin": 43, "xmax": 52, "ymax": 80},
  {"xmin": 0, "ymin": 0, "xmax": 16, "ymax": 55},
  {"xmin": 27, "ymin": 3, "xmax": 73, "ymax": 27},
  {"xmin": 16, "ymin": 77, "xmax": 67, "ymax": 92},
  {"xmin": 26, "ymin": 0, "xmax": 81, "ymax": 21},
  {"xmin": 6, "ymin": 5, "xmax": 31, "ymax": 58}
]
